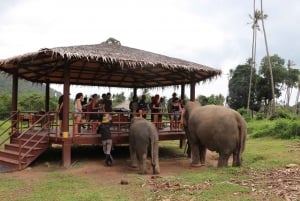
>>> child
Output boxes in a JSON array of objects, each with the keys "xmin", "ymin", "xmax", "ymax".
[{"xmin": 97, "ymin": 114, "xmax": 113, "ymax": 166}]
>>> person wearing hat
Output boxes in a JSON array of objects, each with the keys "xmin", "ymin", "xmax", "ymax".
[{"xmin": 97, "ymin": 114, "xmax": 113, "ymax": 166}]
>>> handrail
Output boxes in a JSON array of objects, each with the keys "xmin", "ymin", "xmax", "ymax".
[
  {"xmin": 73, "ymin": 110, "xmax": 183, "ymax": 135},
  {"xmin": 17, "ymin": 112, "xmax": 51, "ymax": 169},
  {"xmin": 0, "ymin": 111, "xmax": 19, "ymax": 147}
]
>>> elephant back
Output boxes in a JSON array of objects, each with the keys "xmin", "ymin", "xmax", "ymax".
[{"xmin": 130, "ymin": 117, "xmax": 158, "ymax": 140}]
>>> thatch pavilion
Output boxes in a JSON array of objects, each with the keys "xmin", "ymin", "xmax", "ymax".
[{"xmin": 0, "ymin": 42, "xmax": 221, "ymax": 169}]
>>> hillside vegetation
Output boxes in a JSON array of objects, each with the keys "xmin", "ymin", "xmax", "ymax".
[{"xmin": 0, "ymin": 74, "xmax": 58, "ymax": 96}]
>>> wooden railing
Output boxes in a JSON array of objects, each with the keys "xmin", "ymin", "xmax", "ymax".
[
  {"xmin": 0, "ymin": 111, "xmax": 19, "ymax": 148},
  {"xmin": 17, "ymin": 112, "xmax": 52, "ymax": 169}
]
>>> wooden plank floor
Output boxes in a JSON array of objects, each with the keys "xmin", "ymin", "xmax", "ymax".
[{"xmin": 25, "ymin": 125, "xmax": 186, "ymax": 146}]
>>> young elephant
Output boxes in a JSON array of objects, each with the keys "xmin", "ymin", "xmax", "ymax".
[
  {"xmin": 183, "ymin": 101, "xmax": 247, "ymax": 167},
  {"xmin": 129, "ymin": 117, "xmax": 160, "ymax": 174}
]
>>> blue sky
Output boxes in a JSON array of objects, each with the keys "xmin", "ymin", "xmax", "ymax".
[{"xmin": 1, "ymin": 0, "xmax": 300, "ymax": 102}]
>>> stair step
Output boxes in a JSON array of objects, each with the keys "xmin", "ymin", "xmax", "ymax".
[
  {"xmin": 5, "ymin": 144, "xmax": 44, "ymax": 152},
  {"xmin": 0, "ymin": 156, "xmax": 25, "ymax": 165},
  {"xmin": 6, "ymin": 143, "xmax": 44, "ymax": 149},
  {"xmin": 0, "ymin": 149, "xmax": 35, "ymax": 158},
  {"xmin": 20, "ymin": 139, "xmax": 49, "ymax": 143}
]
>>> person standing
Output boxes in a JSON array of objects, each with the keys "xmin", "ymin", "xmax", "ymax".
[
  {"xmin": 104, "ymin": 92, "xmax": 113, "ymax": 113},
  {"xmin": 137, "ymin": 95, "xmax": 148, "ymax": 119},
  {"xmin": 168, "ymin": 92, "xmax": 178, "ymax": 129},
  {"xmin": 170, "ymin": 97, "xmax": 182, "ymax": 130},
  {"xmin": 129, "ymin": 96, "xmax": 139, "ymax": 119},
  {"xmin": 152, "ymin": 94, "xmax": 161, "ymax": 129},
  {"xmin": 158, "ymin": 97, "xmax": 165, "ymax": 129},
  {"xmin": 74, "ymin": 92, "xmax": 83, "ymax": 136},
  {"xmin": 97, "ymin": 114, "xmax": 113, "ymax": 166}
]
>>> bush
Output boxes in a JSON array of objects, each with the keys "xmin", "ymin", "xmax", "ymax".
[
  {"xmin": 249, "ymin": 118, "xmax": 300, "ymax": 139},
  {"xmin": 237, "ymin": 108, "xmax": 251, "ymax": 122},
  {"xmin": 269, "ymin": 108, "xmax": 293, "ymax": 120},
  {"xmin": 255, "ymin": 112, "xmax": 265, "ymax": 120}
]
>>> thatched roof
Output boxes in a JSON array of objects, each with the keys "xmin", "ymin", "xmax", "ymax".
[{"xmin": 0, "ymin": 43, "xmax": 221, "ymax": 88}]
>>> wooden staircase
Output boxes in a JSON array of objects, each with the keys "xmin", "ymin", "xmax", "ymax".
[{"xmin": 0, "ymin": 133, "xmax": 50, "ymax": 171}]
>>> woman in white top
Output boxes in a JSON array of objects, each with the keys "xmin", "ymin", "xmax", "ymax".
[{"xmin": 74, "ymin": 92, "xmax": 83, "ymax": 136}]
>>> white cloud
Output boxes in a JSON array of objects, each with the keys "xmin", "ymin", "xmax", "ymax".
[{"xmin": 1, "ymin": 0, "xmax": 300, "ymax": 101}]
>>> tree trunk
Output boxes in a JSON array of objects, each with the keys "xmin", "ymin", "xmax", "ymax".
[
  {"xmin": 247, "ymin": 0, "xmax": 257, "ymax": 114},
  {"xmin": 260, "ymin": 0, "xmax": 275, "ymax": 114},
  {"xmin": 294, "ymin": 86, "xmax": 300, "ymax": 114}
]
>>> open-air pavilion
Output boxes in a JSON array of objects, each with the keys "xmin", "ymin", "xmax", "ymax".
[{"xmin": 0, "ymin": 42, "xmax": 221, "ymax": 171}]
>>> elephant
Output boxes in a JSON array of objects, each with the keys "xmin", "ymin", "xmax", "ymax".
[
  {"xmin": 183, "ymin": 101, "xmax": 247, "ymax": 167},
  {"xmin": 129, "ymin": 117, "xmax": 160, "ymax": 174}
]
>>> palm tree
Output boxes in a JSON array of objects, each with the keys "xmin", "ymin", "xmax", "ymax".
[
  {"xmin": 260, "ymin": 0, "xmax": 275, "ymax": 113},
  {"xmin": 247, "ymin": 0, "xmax": 258, "ymax": 114},
  {"xmin": 294, "ymin": 77, "xmax": 300, "ymax": 114}
]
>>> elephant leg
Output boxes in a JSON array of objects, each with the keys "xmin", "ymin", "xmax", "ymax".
[
  {"xmin": 152, "ymin": 141, "xmax": 160, "ymax": 174},
  {"xmin": 199, "ymin": 146, "xmax": 206, "ymax": 165},
  {"xmin": 232, "ymin": 150, "xmax": 242, "ymax": 167},
  {"xmin": 190, "ymin": 145, "xmax": 201, "ymax": 166},
  {"xmin": 218, "ymin": 153, "xmax": 230, "ymax": 167},
  {"xmin": 129, "ymin": 145, "xmax": 138, "ymax": 168},
  {"xmin": 137, "ymin": 147, "xmax": 148, "ymax": 174}
]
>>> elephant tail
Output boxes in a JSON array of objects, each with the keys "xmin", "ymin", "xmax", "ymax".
[
  {"xmin": 150, "ymin": 135, "xmax": 156, "ymax": 167},
  {"xmin": 237, "ymin": 116, "xmax": 247, "ymax": 155}
]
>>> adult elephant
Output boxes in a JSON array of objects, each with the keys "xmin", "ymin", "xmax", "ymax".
[
  {"xmin": 183, "ymin": 101, "xmax": 247, "ymax": 167},
  {"xmin": 129, "ymin": 117, "xmax": 160, "ymax": 174}
]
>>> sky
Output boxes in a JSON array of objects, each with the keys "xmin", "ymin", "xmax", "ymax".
[{"xmin": 1, "ymin": 0, "xmax": 300, "ymax": 102}]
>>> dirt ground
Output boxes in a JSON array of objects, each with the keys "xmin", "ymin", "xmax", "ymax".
[
  {"xmin": 4, "ymin": 146, "xmax": 300, "ymax": 201},
  {"xmin": 11, "ymin": 146, "xmax": 217, "ymax": 179}
]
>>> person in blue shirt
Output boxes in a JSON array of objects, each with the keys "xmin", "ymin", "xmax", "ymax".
[{"xmin": 137, "ymin": 95, "xmax": 148, "ymax": 119}]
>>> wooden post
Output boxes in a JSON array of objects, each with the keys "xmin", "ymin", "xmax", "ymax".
[
  {"xmin": 62, "ymin": 63, "xmax": 71, "ymax": 168},
  {"xmin": 62, "ymin": 139, "xmax": 71, "ymax": 168},
  {"xmin": 12, "ymin": 70, "xmax": 18, "ymax": 112},
  {"xmin": 45, "ymin": 81, "xmax": 50, "ymax": 112},
  {"xmin": 133, "ymin": 87, "xmax": 137, "ymax": 97},
  {"xmin": 190, "ymin": 77, "xmax": 196, "ymax": 101},
  {"xmin": 181, "ymin": 84, "xmax": 185, "ymax": 100}
]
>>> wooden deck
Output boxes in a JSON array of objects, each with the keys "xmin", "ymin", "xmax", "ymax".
[
  {"xmin": 41, "ymin": 126, "xmax": 186, "ymax": 146},
  {"xmin": 0, "ymin": 112, "xmax": 187, "ymax": 170}
]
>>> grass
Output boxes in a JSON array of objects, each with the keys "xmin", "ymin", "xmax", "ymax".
[
  {"xmin": 0, "ymin": 118, "xmax": 300, "ymax": 200},
  {"xmin": 0, "ymin": 138, "xmax": 299, "ymax": 201}
]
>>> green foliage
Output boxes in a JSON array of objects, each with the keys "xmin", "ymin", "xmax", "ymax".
[
  {"xmin": 269, "ymin": 107, "xmax": 293, "ymax": 120},
  {"xmin": 0, "ymin": 74, "xmax": 58, "ymax": 96},
  {"xmin": 237, "ymin": 108, "xmax": 251, "ymax": 122},
  {"xmin": 227, "ymin": 63, "xmax": 255, "ymax": 110},
  {"xmin": 255, "ymin": 112, "xmax": 265, "ymax": 120},
  {"xmin": 112, "ymin": 92, "xmax": 126, "ymax": 107},
  {"xmin": 248, "ymin": 118, "xmax": 300, "ymax": 139},
  {"xmin": 197, "ymin": 94, "xmax": 225, "ymax": 106},
  {"xmin": 0, "ymin": 93, "xmax": 12, "ymax": 112},
  {"xmin": 228, "ymin": 54, "xmax": 299, "ymax": 115}
]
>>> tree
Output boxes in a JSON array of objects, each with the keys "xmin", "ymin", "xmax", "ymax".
[
  {"xmin": 284, "ymin": 60, "xmax": 299, "ymax": 107},
  {"xmin": 248, "ymin": 1, "xmax": 275, "ymax": 114},
  {"xmin": 0, "ymin": 93, "xmax": 12, "ymax": 113},
  {"xmin": 227, "ymin": 62, "xmax": 257, "ymax": 110},
  {"xmin": 197, "ymin": 94, "xmax": 225, "ymax": 106},
  {"xmin": 256, "ymin": 55, "xmax": 286, "ymax": 114},
  {"xmin": 260, "ymin": 0, "xmax": 275, "ymax": 113},
  {"xmin": 112, "ymin": 92, "xmax": 126, "ymax": 107},
  {"xmin": 247, "ymin": 0, "xmax": 258, "ymax": 113}
]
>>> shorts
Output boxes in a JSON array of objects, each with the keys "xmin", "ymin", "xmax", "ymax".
[
  {"xmin": 74, "ymin": 113, "xmax": 82, "ymax": 118},
  {"xmin": 170, "ymin": 111, "xmax": 180, "ymax": 119}
]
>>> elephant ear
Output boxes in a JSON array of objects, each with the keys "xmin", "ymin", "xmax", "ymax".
[
  {"xmin": 183, "ymin": 101, "xmax": 200, "ymax": 127},
  {"xmin": 182, "ymin": 108, "xmax": 188, "ymax": 127}
]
